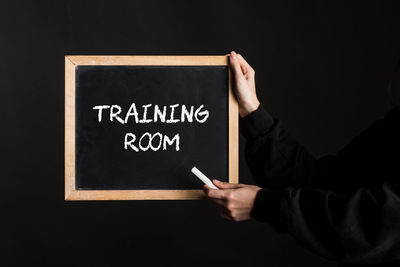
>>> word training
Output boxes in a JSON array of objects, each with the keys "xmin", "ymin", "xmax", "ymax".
[
  {"xmin": 92, "ymin": 102, "xmax": 210, "ymax": 152},
  {"xmin": 92, "ymin": 103, "xmax": 209, "ymax": 124}
]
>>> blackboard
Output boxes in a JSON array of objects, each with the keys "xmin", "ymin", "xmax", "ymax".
[{"xmin": 65, "ymin": 56, "xmax": 238, "ymax": 200}]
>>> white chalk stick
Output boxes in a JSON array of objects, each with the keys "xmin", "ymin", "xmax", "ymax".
[{"xmin": 191, "ymin": 166, "xmax": 219, "ymax": 190}]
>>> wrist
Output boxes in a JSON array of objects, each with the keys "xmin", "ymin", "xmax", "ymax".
[{"xmin": 240, "ymin": 100, "xmax": 260, "ymax": 117}]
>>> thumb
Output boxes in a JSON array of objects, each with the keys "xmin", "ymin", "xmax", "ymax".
[
  {"xmin": 229, "ymin": 51, "xmax": 245, "ymax": 81},
  {"xmin": 213, "ymin": 179, "xmax": 242, "ymax": 189}
]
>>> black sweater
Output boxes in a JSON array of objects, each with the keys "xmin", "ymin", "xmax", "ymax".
[{"xmin": 241, "ymin": 105, "xmax": 400, "ymax": 266}]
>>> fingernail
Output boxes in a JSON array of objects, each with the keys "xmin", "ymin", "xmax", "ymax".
[{"xmin": 231, "ymin": 51, "xmax": 236, "ymax": 60}]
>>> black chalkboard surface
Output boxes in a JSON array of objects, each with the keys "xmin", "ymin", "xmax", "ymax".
[{"xmin": 65, "ymin": 56, "xmax": 238, "ymax": 200}]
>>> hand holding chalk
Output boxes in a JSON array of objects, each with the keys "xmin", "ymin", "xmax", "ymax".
[{"xmin": 191, "ymin": 167, "xmax": 219, "ymax": 190}]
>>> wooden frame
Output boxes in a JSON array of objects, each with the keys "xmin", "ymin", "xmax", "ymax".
[{"xmin": 65, "ymin": 56, "xmax": 238, "ymax": 200}]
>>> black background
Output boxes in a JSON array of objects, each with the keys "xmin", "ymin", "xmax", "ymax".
[
  {"xmin": 75, "ymin": 66, "xmax": 228, "ymax": 190},
  {"xmin": 1, "ymin": 1, "xmax": 399, "ymax": 266}
]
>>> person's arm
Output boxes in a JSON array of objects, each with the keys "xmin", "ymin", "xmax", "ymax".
[
  {"xmin": 241, "ymin": 104, "xmax": 320, "ymax": 189},
  {"xmin": 204, "ymin": 180, "xmax": 400, "ymax": 263},
  {"xmin": 251, "ymin": 183, "xmax": 400, "ymax": 263},
  {"xmin": 212, "ymin": 52, "xmax": 400, "ymax": 263},
  {"xmin": 230, "ymin": 51, "xmax": 374, "ymax": 191},
  {"xmin": 229, "ymin": 51, "xmax": 321, "ymax": 189}
]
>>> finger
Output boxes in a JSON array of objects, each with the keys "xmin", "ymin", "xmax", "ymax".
[
  {"xmin": 229, "ymin": 51, "xmax": 245, "ymax": 79},
  {"xmin": 203, "ymin": 185, "xmax": 217, "ymax": 198},
  {"xmin": 203, "ymin": 184, "xmax": 211, "ymax": 194},
  {"xmin": 240, "ymin": 64, "xmax": 248, "ymax": 76},
  {"xmin": 237, "ymin": 55, "xmax": 255, "ymax": 79},
  {"xmin": 212, "ymin": 198, "xmax": 228, "ymax": 208},
  {"xmin": 237, "ymin": 54, "xmax": 253, "ymax": 72},
  {"xmin": 205, "ymin": 188, "xmax": 227, "ymax": 200},
  {"xmin": 213, "ymin": 179, "xmax": 242, "ymax": 189},
  {"xmin": 235, "ymin": 54, "xmax": 250, "ymax": 76}
]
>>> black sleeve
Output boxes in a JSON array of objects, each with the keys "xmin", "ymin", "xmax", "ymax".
[
  {"xmin": 241, "ymin": 104, "xmax": 377, "ymax": 191},
  {"xmin": 241, "ymin": 104, "xmax": 321, "ymax": 189},
  {"xmin": 251, "ymin": 184, "xmax": 400, "ymax": 263},
  {"xmin": 243, "ymin": 105, "xmax": 400, "ymax": 263}
]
